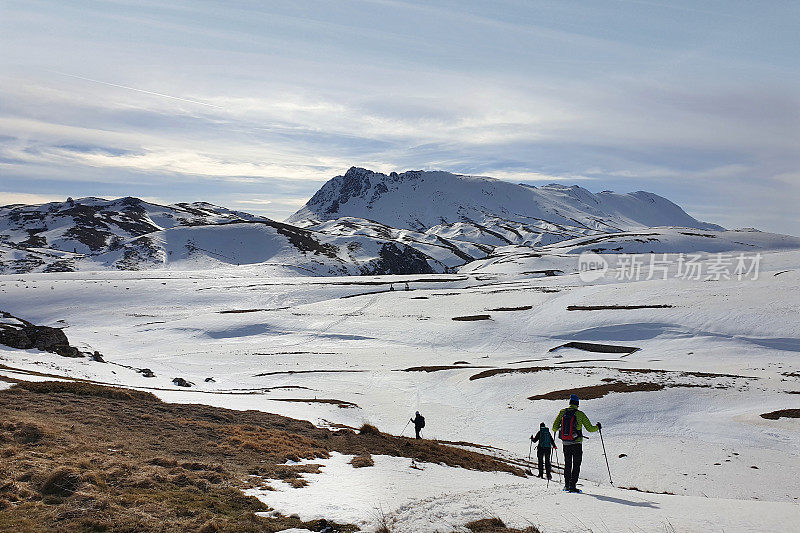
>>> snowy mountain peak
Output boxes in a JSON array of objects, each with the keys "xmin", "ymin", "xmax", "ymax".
[{"xmin": 288, "ymin": 167, "xmax": 724, "ymax": 242}]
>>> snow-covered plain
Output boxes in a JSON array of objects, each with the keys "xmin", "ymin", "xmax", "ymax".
[{"xmin": 1, "ymin": 249, "xmax": 799, "ymax": 531}]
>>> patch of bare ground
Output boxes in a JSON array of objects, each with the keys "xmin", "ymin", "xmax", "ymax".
[
  {"xmin": 457, "ymin": 517, "xmax": 542, "ymax": 532},
  {"xmin": 619, "ymin": 486, "xmax": 675, "ymax": 495},
  {"xmin": 566, "ymin": 304, "xmax": 673, "ymax": 311},
  {"xmin": 253, "ymin": 369, "xmax": 365, "ymax": 377},
  {"xmin": 487, "ymin": 306, "xmax": 533, "ymax": 312},
  {"xmin": 528, "ymin": 381, "xmax": 704, "ymax": 401},
  {"xmin": 470, "ymin": 365, "xmax": 752, "ymax": 384},
  {"xmin": 760, "ymin": 409, "xmax": 800, "ymax": 420},
  {"xmin": 401, "ymin": 365, "xmax": 492, "ymax": 372},
  {"xmin": 0, "ymin": 381, "xmax": 523, "ymax": 532},
  {"xmin": 548, "ymin": 341, "xmax": 640, "ymax": 354},
  {"xmin": 452, "ymin": 314, "xmax": 492, "ymax": 321},
  {"xmin": 269, "ymin": 398, "xmax": 359, "ymax": 409},
  {"xmin": 470, "ymin": 367, "xmax": 552, "ymax": 381}
]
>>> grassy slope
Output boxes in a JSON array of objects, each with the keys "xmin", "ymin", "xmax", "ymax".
[{"xmin": 0, "ymin": 380, "xmax": 523, "ymax": 532}]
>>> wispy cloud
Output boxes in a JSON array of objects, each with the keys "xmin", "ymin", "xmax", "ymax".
[{"xmin": 0, "ymin": 1, "xmax": 797, "ymax": 233}]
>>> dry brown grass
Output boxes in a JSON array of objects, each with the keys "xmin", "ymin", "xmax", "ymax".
[
  {"xmin": 359, "ymin": 423, "xmax": 381, "ymax": 436},
  {"xmin": 528, "ymin": 381, "xmax": 705, "ymax": 401},
  {"xmin": 0, "ymin": 380, "xmax": 525, "ymax": 531},
  {"xmin": 461, "ymin": 517, "xmax": 542, "ymax": 532},
  {"xmin": 349, "ymin": 453, "xmax": 374, "ymax": 468}
]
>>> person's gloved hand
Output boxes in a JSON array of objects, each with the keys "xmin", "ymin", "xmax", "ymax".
[
  {"xmin": 530, "ymin": 435, "xmax": 534, "ymax": 441},
  {"xmin": 596, "ymin": 422, "xmax": 602, "ymax": 430}
]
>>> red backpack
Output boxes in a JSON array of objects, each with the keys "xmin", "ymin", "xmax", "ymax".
[{"xmin": 559, "ymin": 409, "xmax": 580, "ymax": 441}]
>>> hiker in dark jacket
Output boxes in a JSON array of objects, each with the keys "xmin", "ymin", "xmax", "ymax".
[
  {"xmin": 552, "ymin": 394, "xmax": 600, "ymax": 493},
  {"xmin": 531, "ymin": 422, "xmax": 556, "ymax": 479},
  {"xmin": 411, "ymin": 411, "xmax": 425, "ymax": 439}
]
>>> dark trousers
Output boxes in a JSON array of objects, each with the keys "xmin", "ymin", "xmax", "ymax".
[
  {"xmin": 414, "ymin": 427, "xmax": 421, "ymax": 439},
  {"xmin": 562, "ymin": 443, "xmax": 583, "ymax": 489},
  {"xmin": 536, "ymin": 447, "xmax": 552, "ymax": 479}
]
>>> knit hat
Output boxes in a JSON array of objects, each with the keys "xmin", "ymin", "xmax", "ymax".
[
  {"xmin": 569, "ymin": 394, "xmax": 580, "ymax": 405},
  {"xmin": 540, "ymin": 422, "xmax": 546, "ymax": 427}
]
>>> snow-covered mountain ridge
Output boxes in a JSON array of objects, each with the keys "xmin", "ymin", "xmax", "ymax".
[
  {"xmin": 3, "ymin": 167, "xmax": 798, "ymax": 274},
  {"xmin": 287, "ymin": 167, "xmax": 724, "ymax": 247}
]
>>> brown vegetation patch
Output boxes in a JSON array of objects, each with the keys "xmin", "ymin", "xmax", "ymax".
[
  {"xmin": 40, "ymin": 468, "xmax": 82, "ymax": 497},
  {"xmin": 359, "ymin": 423, "xmax": 381, "ymax": 436},
  {"xmin": 462, "ymin": 517, "xmax": 542, "ymax": 532},
  {"xmin": 452, "ymin": 314, "xmax": 492, "ymax": 321},
  {"xmin": 402, "ymin": 365, "xmax": 491, "ymax": 372},
  {"xmin": 349, "ymin": 454, "xmax": 374, "ymax": 468},
  {"xmin": 760, "ymin": 409, "xmax": 800, "ymax": 420},
  {"xmin": 0, "ymin": 380, "xmax": 524, "ymax": 531},
  {"xmin": 549, "ymin": 341, "xmax": 640, "ymax": 354},
  {"xmin": 528, "ymin": 381, "xmax": 703, "ymax": 401},
  {"xmin": 253, "ymin": 369, "xmax": 365, "ymax": 377},
  {"xmin": 470, "ymin": 367, "xmax": 552, "ymax": 381},
  {"xmin": 567, "ymin": 304, "xmax": 673, "ymax": 311},
  {"xmin": 270, "ymin": 398, "xmax": 359, "ymax": 409},
  {"xmin": 487, "ymin": 306, "xmax": 533, "ymax": 312},
  {"xmin": 15, "ymin": 380, "xmax": 158, "ymax": 402}
]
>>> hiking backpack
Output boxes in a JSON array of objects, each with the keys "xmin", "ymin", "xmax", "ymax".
[
  {"xmin": 559, "ymin": 409, "xmax": 580, "ymax": 442},
  {"xmin": 419, "ymin": 415, "xmax": 425, "ymax": 428},
  {"xmin": 539, "ymin": 427, "xmax": 552, "ymax": 448}
]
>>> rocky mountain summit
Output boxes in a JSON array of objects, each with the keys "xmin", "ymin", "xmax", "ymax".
[{"xmin": 3, "ymin": 167, "xmax": 796, "ymax": 275}]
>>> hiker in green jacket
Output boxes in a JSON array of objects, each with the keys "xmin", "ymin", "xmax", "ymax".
[
  {"xmin": 531, "ymin": 422, "xmax": 556, "ymax": 479},
  {"xmin": 552, "ymin": 394, "xmax": 601, "ymax": 493}
]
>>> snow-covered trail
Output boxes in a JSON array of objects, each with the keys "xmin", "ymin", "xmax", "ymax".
[
  {"xmin": 1, "ymin": 251, "xmax": 799, "ymax": 530},
  {"xmin": 247, "ymin": 452, "xmax": 798, "ymax": 532}
]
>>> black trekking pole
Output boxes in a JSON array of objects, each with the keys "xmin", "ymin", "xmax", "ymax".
[
  {"xmin": 528, "ymin": 439, "xmax": 533, "ymax": 463},
  {"xmin": 599, "ymin": 427, "xmax": 613, "ymax": 485},
  {"xmin": 554, "ymin": 446, "xmax": 562, "ymax": 484},
  {"xmin": 400, "ymin": 419, "xmax": 411, "ymax": 436}
]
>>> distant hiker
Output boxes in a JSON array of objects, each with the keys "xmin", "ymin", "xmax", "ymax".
[
  {"xmin": 411, "ymin": 411, "xmax": 425, "ymax": 439},
  {"xmin": 531, "ymin": 422, "xmax": 556, "ymax": 479},
  {"xmin": 552, "ymin": 394, "xmax": 600, "ymax": 493}
]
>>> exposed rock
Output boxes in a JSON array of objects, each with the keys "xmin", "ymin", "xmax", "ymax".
[
  {"xmin": 172, "ymin": 377, "xmax": 193, "ymax": 387},
  {"xmin": 0, "ymin": 311, "xmax": 84, "ymax": 358}
]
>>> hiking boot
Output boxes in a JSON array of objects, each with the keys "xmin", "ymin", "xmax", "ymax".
[
  {"xmin": 569, "ymin": 487, "xmax": 582, "ymax": 493},
  {"xmin": 537, "ymin": 474, "xmax": 543, "ymax": 478}
]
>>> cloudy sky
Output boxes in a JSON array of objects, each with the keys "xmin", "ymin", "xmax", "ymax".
[{"xmin": 1, "ymin": 0, "xmax": 798, "ymax": 233}]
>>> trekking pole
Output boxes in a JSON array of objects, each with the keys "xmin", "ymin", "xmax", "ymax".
[
  {"xmin": 528, "ymin": 439, "xmax": 533, "ymax": 463},
  {"xmin": 554, "ymin": 447, "xmax": 561, "ymax": 484},
  {"xmin": 599, "ymin": 427, "xmax": 613, "ymax": 485},
  {"xmin": 400, "ymin": 419, "xmax": 411, "ymax": 436}
]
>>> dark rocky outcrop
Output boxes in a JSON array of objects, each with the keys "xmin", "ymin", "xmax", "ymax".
[
  {"xmin": 0, "ymin": 310, "xmax": 93, "ymax": 358},
  {"xmin": 172, "ymin": 377, "xmax": 193, "ymax": 387}
]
